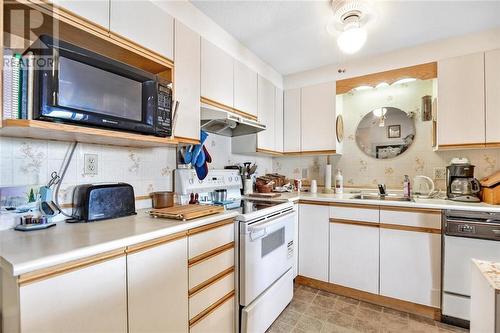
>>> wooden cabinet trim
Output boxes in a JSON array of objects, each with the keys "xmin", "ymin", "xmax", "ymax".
[
  {"xmin": 295, "ymin": 275, "xmax": 441, "ymax": 320},
  {"xmin": 485, "ymin": 142, "xmax": 500, "ymax": 148},
  {"xmin": 283, "ymin": 150, "xmax": 336, "ymax": 156},
  {"xmin": 189, "ymin": 290, "xmax": 235, "ymax": 327},
  {"xmin": 188, "ymin": 266, "xmax": 235, "ymax": 297},
  {"xmin": 188, "ymin": 242, "xmax": 235, "ymax": 267},
  {"xmin": 126, "ymin": 231, "xmax": 187, "ymax": 254},
  {"xmin": 329, "ymin": 202, "xmax": 380, "ymax": 210},
  {"xmin": 175, "ymin": 136, "xmax": 200, "ymax": 145},
  {"xmin": 18, "ymin": 248, "xmax": 126, "ymax": 286},
  {"xmin": 379, "ymin": 223, "xmax": 441, "ymax": 235},
  {"xmin": 187, "ymin": 218, "xmax": 234, "ymax": 236},
  {"xmin": 380, "ymin": 206, "xmax": 442, "ymax": 215},
  {"xmin": 336, "ymin": 62, "xmax": 437, "ymax": 95},
  {"xmin": 12, "ymin": 0, "xmax": 173, "ymax": 74},
  {"xmin": 256, "ymin": 148, "xmax": 284, "ymax": 156},
  {"xmin": 438, "ymin": 143, "xmax": 486, "ymax": 150},
  {"xmin": 330, "ymin": 218, "xmax": 380, "ymax": 228},
  {"xmin": 201, "ymin": 97, "xmax": 257, "ymax": 121}
]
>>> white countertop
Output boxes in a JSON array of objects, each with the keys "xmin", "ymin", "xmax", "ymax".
[
  {"xmin": 272, "ymin": 192, "xmax": 500, "ymax": 212},
  {"xmin": 2, "ymin": 192, "xmax": 499, "ymax": 278},
  {"xmin": 473, "ymin": 259, "xmax": 500, "ymax": 291},
  {"xmin": 0, "ymin": 210, "xmax": 238, "ymax": 277}
]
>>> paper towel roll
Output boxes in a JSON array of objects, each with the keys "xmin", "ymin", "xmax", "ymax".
[{"xmin": 325, "ymin": 164, "xmax": 332, "ymax": 190}]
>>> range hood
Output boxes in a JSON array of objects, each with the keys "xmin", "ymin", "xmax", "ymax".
[{"xmin": 201, "ymin": 103, "xmax": 266, "ymax": 137}]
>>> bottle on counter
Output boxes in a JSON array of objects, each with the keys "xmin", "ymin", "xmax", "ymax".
[
  {"xmin": 403, "ymin": 175, "xmax": 411, "ymax": 198},
  {"xmin": 335, "ymin": 170, "xmax": 344, "ymax": 194}
]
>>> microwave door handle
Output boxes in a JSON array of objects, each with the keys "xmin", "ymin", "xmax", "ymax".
[{"xmin": 50, "ymin": 49, "xmax": 60, "ymax": 106}]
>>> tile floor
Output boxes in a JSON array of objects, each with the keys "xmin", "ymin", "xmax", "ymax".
[{"xmin": 267, "ymin": 284, "xmax": 469, "ymax": 333}]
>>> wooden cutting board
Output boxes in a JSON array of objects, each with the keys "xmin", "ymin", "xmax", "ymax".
[
  {"xmin": 150, "ymin": 205, "xmax": 225, "ymax": 221},
  {"xmin": 481, "ymin": 170, "xmax": 500, "ymax": 188}
]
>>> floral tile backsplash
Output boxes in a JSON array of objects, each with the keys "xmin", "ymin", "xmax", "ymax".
[
  {"xmin": 273, "ymin": 79, "xmax": 500, "ymax": 190},
  {"xmin": 0, "ymin": 133, "xmax": 273, "ymax": 209},
  {"xmin": 0, "ymin": 137, "xmax": 177, "ymax": 207}
]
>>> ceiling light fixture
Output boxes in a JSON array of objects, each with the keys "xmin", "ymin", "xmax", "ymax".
[
  {"xmin": 330, "ymin": 0, "xmax": 372, "ymax": 55},
  {"xmin": 376, "ymin": 82, "xmax": 390, "ymax": 89},
  {"xmin": 354, "ymin": 85, "xmax": 373, "ymax": 91},
  {"xmin": 393, "ymin": 78, "xmax": 417, "ymax": 85}
]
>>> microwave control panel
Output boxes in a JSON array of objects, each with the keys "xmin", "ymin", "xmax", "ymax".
[{"xmin": 155, "ymin": 84, "xmax": 172, "ymax": 137}]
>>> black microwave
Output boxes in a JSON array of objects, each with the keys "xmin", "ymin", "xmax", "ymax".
[{"xmin": 27, "ymin": 35, "xmax": 172, "ymax": 137}]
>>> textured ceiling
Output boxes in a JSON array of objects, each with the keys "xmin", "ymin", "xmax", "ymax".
[{"xmin": 191, "ymin": 0, "xmax": 500, "ymax": 75}]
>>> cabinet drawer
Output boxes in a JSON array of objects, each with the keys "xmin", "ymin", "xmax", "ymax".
[
  {"xmin": 189, "ymin": 271, "xmax": 234, "ymax": 319},
  {"xmin": 189, "ymin": 221, "xmax": 234, "ymax": 259},
  {"xmin": 190, "ymin": 294, "xmax": 235, "ymax": 333},
  {"xmin": 330, "ymin": 205, "xmax": 379, "ymax": 223},
  {"xmin": 379, "ymin": 208, "xmax": 441, "ymax": 229},
  {"xmin": 189, "ymin": 247, "xmax": 234, "ymax": 289}
]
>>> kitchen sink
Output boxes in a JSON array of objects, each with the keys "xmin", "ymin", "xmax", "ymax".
[{"xmin": 351, "ymin": 194, "xmax": 413, "ymax": 202}]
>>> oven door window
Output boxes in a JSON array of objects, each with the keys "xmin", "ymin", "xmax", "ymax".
[
  {"xmin": 57, "ymin": 56, "xmax": 143, "ymax": 121},
  {"xmin": 261, "ymin": 227, "xmax": 285, "ymax": 258}
]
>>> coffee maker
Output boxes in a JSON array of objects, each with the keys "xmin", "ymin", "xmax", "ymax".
[{"xmin": 446, "ymin": 160, "xmax": 481, "ymax": 202}]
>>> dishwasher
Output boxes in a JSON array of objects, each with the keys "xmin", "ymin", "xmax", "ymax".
[{"xmin": 442, "ymin": 210, "xmax": 500, "ymax": 328}]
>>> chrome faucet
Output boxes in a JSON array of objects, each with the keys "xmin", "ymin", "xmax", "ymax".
[{"xmin": 378, "ymin": 184, "xmax": 387, "ymax": 196}]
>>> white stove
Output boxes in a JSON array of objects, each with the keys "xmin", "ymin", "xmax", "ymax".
[{"xmin": 174, "ymin": 169, "xmax": 296, "ymax": 333}]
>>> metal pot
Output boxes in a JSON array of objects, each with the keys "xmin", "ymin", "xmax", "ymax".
[
  {"xmin": 151, "ymin": 191, "xmax": 174, "ymax": 209},
  {"xmin": 212, "ymin": 189, "xmax": 227, "ymax": 203}
]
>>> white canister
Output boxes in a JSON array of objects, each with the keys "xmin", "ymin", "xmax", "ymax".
[
  {"xmin": 310, "ymin": 180, "xmax": 318, "ymax": 194},
  {"xmin": 243, "ymin": 179, "xmax": 253, "ymax": 195}
]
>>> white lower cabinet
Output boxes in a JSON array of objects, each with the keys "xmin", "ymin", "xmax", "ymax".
[
  {"xmin": 190, "ymin": 296, "xmax": 235, "ymax": 333},
  {"xmin": 379, "ymin": 229, "xmax": 441, "ymax": 307},
  {"xmin": 298, "ymin": 204, "xmax": 329, "ymax": 281},
  {"xmin": 188, "ymin": 220, "xmax": 235, "ymax": 333},
  {"xmin": 19, "ymin": 256, "xmax": 128, "ymax": 333},
  {"xmin": 127, "ymin": 237, "xmax": 189, "ymax": 333},
  {"xmin": 329, "ymin": 222, "xmax": 379, "ymax": 294}
]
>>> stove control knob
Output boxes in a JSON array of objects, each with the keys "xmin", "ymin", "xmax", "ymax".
[
  {"xmin": 189, "ymin": 178, "xmax": 194, "ymax": 185},
  {"xmin": 198, "ymin": 180, "xmax": 203, "ymax": 184},
  {"xmin": 228, "ymin": 176, "xmax": 233, "ymax": 182}
]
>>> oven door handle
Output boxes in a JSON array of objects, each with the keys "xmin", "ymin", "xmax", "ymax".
[{"xmin": 248, "ymin": 210, "xmax": 294, "ymax": 241}]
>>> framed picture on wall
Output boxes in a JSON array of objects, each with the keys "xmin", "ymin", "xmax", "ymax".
[{"xmin": 387, "ymin": 125, "xmax": 401, "ymax": 138}]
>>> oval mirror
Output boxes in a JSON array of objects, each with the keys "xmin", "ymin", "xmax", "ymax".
[{"xmin": 355, "ymin": 107, "xmax": 415, "ymax": 159}]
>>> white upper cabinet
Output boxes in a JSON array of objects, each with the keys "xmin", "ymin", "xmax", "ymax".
[
  {"xmin": 437, "ymin": 52, "xmax": 485, "ymax": 147},
  {"xmin": 110, "ymin": 0, "xmax": 174, "ymax": 60},
  {"xmin": 275, "ymin": 88, "xmax": 284, "ymax": 153},
  {"xmin": 283, "ymin": 89, "xmax": 301, "ymax": 152},
  {"xmin": 300, "ymin": 82, "xmax": 336, "ymax": 152},
  {"xmin": 174, "ymin": 21, "xmax": 200, "ymax": 141},
  {"xmin": 485, "ymin": 49, "xmax": 500, "ymax": 145},
  {"xmin": 234, "ymin": 60, "xmax": 258, "ymax": 117},
  {"xmin": 298, "ymin": 204, "xmax": 329, "ymax": 282},
  {"xmin": 257, "ymin": 75, "xmax": 276, "ymax": 152},
  {"xmin": 53, "ymin": 0, "xmax": 110, "ymax": 29},
  {"xmin": 201, "ymin": 39, "xmax": 234, "ymax": 107},
  {"xmin": 128, "ymin": 238, "xmax": 188, "ymax": 333}
]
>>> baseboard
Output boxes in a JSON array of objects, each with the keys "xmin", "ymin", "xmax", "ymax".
[{"xmin": 295, "ymin": 275, "xmax": 441, "ymax": 320}]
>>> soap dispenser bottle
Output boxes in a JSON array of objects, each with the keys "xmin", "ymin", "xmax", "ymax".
[
  {"xmin": 335, "ymin": 170, "xmax": 344, "ymax": 194},
  {"xmin": 403, "ymin": 175, "xmax": 411, "ymax": 198}
]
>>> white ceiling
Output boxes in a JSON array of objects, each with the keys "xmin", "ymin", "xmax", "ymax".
[{"xmin": 191, "ymin": 0, "xmax": 500, "ymax": 75}]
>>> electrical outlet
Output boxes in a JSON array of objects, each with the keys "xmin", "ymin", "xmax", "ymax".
[
  {"xmin": 302, "ymin": 168, "xmax": 309, "ymax": 179},
  {"xmin": 84, "ymin": 154, "xmax": 98, "ymax": 176},
  {"xmin": 433, "ymin": 167, "xmax": 446, "ymax": 180}
]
